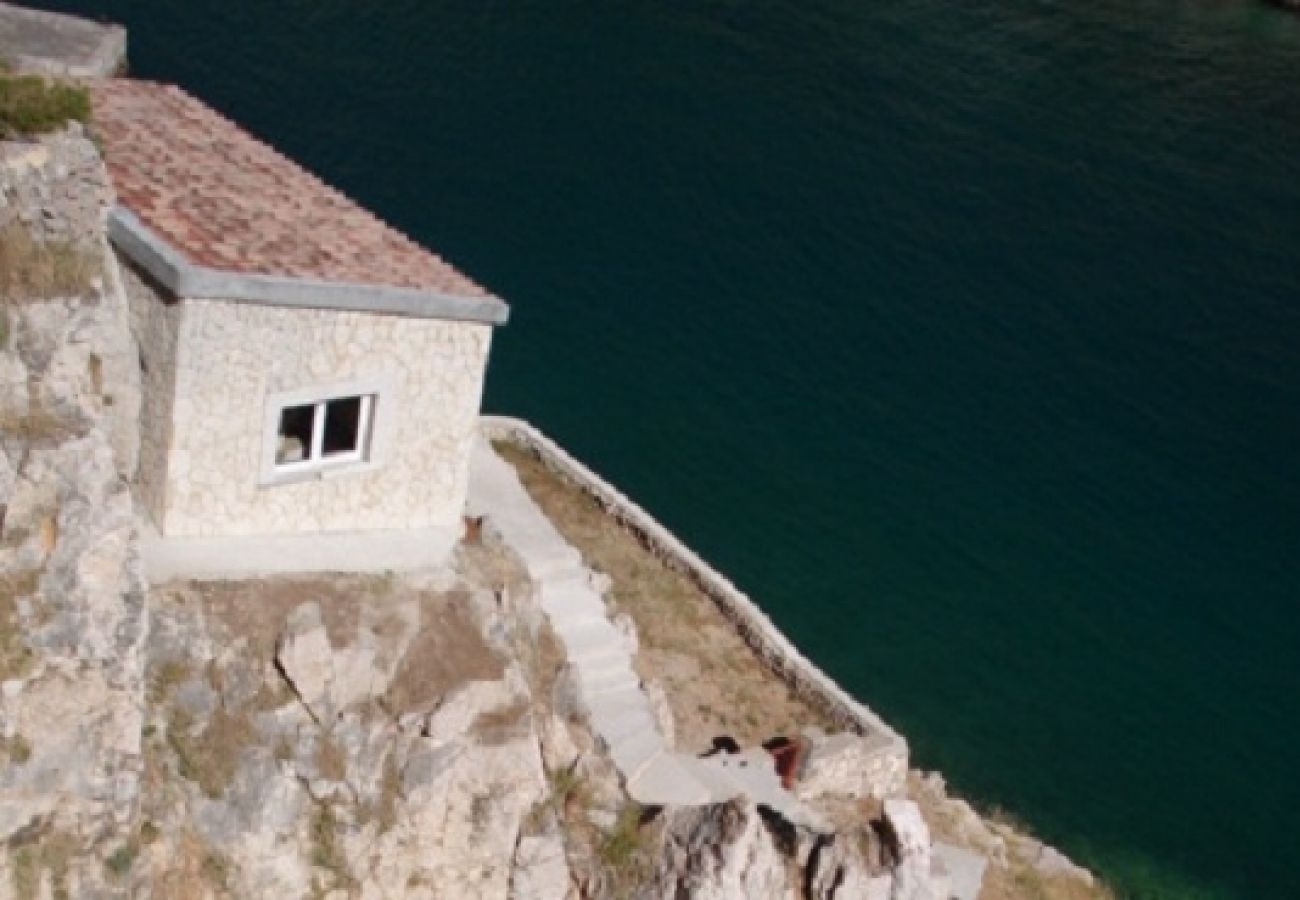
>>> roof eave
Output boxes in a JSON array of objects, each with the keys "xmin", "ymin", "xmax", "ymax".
[{"xmin": 107, "ymin": 206, "xmax": 510, "ymax": 326}]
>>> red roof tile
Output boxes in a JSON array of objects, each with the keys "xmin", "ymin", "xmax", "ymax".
[{"xmin": 90, "ymin": 79, "xmax": 489, "ymax": 298}]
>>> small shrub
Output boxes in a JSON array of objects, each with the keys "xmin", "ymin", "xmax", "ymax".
[
  {"xmin": 366, "ymin": 569, "xmax": 397, "ymax": 597},
  {"xmin": 4, "ymin": 733, "xmax": 32, "ymax": 764},
  {"xmin": 0, "ymin": 73, "xmax": 90, "ymax": 138},
  {"xmin": 0, "ymin": 225, "xmax": 100, "ymax": 301},
  {"xmin": 148, "ymin": 658, "xmax": 191, "ymax": 704},
  {"xmin": 104, "ymin": 843, "xmax": 136, "ymax": 877},
  {"xmin": 600, "ymin": 802, "xmax": 647, "ymax": 875},
  {"xmin": 11, "ymin": 846, "xmax": 37, "ymax": 900},
  {"xmin": 200, "ymin": 849, "xmax": 232, "ymax": 890},
  {"xmin": 138, "ymin": 821, "xmax": 160, "ymax": 846},
  {"xmin": 0, "ymin": 568, "xmax": 41, "ymax": 680},
  {"xmin": 273, "ymin": 735, "xmax": 295, "ymax": 762},
  {"xmin": 526, "ymin": 765, "xmax": 588, "ymax": 834},
  {"xmin": 309, "ymin": 802, "xmax": 355, "ymax": 890}
]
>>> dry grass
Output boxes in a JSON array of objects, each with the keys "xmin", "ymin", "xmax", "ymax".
[
  {"xmin": 309, "ymin": 802, "xmax": 355, "ymax": 892},
  {"xmin": 0, "ymin": 225, "xmax": 99, "ymax": 301},
  {"xmin": 382, "ymin": 590, "xmax": 505, "ymax": 716},
  {"xmin": 166, "ymin": 705, "xmax": 254, "ymax": 799},
  {"xmin": 909, "ymin": 774, "xmax": 1114, "ymax": 900},
  {"xmin": 981, "ymin": 865, "xmax": 1117, "ymax": 900},
  {"xmin": 373, "ymin": 751, "xmax": 403, "ymax": 834},
  {"xmin": 149, "ymin": 829, "xmax": 234, "ymax": 898},
  {"xmin": 0, "ymin": 403, "xmax": 84, "ymax": 447},
  {"xmin": 496, "ymin": 441, "xmax": 830, "ymax": 748},
  {"xmin": 179, "ymin": 575, "xmax": 367, "ymax": 659},
  {"xmin": 0, "ymin": 568, "xmax": 40, "ymax": 680},
  {"xmin": 9, "ymin": 830, "xmax": 76, "ymax": 900},
  {"xmin": 470, "ymin": 698, "xmax": 530, "ymax": 746},
  {"xmin": 147, "ymin": 657, "xmax": 191, "ymax": 704},
  {"xmin": 526, "ymin": 766, "xmax": 589, "ymax": 835},
  {"xmin": 315, "ymin": 731, "xmax": 348, "ymax": 781}
]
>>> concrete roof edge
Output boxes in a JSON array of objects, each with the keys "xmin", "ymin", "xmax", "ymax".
[{"xmin": 107, "ymin": 206, "xmax": 510, "ymax": 326}]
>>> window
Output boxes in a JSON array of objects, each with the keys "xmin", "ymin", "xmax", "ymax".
[
  {"xmin": 274, "ymin": 394, "xmax": 375, "ymax": 470},
  {"xmin": 260, "ymin": 375, "xmax": 395, "ymax": 487}
]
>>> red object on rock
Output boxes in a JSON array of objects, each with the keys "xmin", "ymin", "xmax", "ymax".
[{"xmin": 765, "ymin": 736, "xmax": 807, "ymax": 790}]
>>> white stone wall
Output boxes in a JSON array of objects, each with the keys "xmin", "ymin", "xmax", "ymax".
[
  {"xmin": 161, "ymin": 299, "xmax": 490, "ymax": 537},
  {"xmin": 117, "ymin": 254, "xmax": 180, "ymax": 529}
]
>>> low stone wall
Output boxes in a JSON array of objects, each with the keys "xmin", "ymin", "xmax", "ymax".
[
  {"xmin": 481, "ymin": 416, "xmax": 908, "ymax": 764},
  {"xmin": 0, "ymin": 1, "xmax": 126, "ymax": 78}
]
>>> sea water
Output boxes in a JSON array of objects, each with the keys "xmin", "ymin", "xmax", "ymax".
[{"xmin": 41, "ymin": 0, "xmax": 1300, "ymax": 895}]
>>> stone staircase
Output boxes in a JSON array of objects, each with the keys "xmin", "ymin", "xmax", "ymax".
[{"xmin": 467, "ymin": 437, "xmax": 818, "ymax": 823}]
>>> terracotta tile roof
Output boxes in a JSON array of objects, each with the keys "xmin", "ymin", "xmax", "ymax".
[{"xmin": 90, "ymin": 79, "xmax": 489, "ymax": 298}]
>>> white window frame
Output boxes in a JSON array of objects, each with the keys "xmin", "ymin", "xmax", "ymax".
[
  {"xmin": 275, "ymin": 394, "xmax": 373, "ymax": 471},
  {"xmin": 259, "ymin": 374, "xmax": 396, "ymax": 487}
]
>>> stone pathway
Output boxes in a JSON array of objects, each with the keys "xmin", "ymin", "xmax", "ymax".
[{"xmin": 468, "ymin": 437, "xmax": 819, "ymax": 823}]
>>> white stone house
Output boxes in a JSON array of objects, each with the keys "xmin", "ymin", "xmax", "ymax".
[{"xmin": 90, "ymin": 80, "xmax": 508, "ymax": 569}]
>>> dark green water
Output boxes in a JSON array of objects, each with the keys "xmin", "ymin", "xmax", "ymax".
[{"xmin": 41, "ymin": 1, "xmax": 1300, "ymax": 895}]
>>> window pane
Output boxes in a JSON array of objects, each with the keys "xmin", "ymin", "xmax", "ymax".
[
  {"xmin": 276, "ymin": 404, "xmax": 315, "ymax": 464},
  {"xmin": 322, "ymin": 396, "xmax": 363, "ymax": 457}
]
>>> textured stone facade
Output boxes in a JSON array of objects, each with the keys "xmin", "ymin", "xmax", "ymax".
[{"xmin": 121, "ymin": 271, "xmax": 491, "ymax": 537}]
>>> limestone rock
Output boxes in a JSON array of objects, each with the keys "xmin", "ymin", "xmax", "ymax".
[
  {"xmin": 883, "ymin": 798, "xmax": 946, "ymax": 900},
  {"xmin": 798, "ymin": 729, "xmax": 908, "ymax": 803},
  {"xmin": 805, "ymin": 833, "xmax": 892, "ymax": 900},
  {"xmin": 653, "ymin": 800, "xmax": 793, "ymax": 900},
  {"xmin": 275, "ymin": 603, "xmax": 335, "ymax": 719},
  {"xmin": 275, "ymin": 602, "xmax": 394, "ymax": 722},
  {"xmin": 510, "ymin": 830, "xmax": 575, "ymax": 900},
  {"xmin": 0, "ymin": 127, "xmax": 147, "ymax": 897}
]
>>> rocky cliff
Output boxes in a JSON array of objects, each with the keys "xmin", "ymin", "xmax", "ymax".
[{"xmin": 0, "ymin": 125, "xmax": 1103, "ymax": 900}]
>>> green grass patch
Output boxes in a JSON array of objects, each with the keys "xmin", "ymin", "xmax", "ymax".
[{"xmin": 0, "ymin": 73, "xmax": 89, "ymax": 138}]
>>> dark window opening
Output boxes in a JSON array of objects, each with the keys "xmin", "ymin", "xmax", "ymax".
[
  {"xmin": 322, "ymin": 396, "xmax": 363, "ymax": 457},
  {"xmin": 276, "ymin": 404, "xmax": 315, "ymax": 464}
]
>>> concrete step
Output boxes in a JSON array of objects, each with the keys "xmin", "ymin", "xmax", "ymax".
[
  {"xmin": 540, "ymin": 584, "xmax": 608, "ymax": 622},
  {"xmin": 679, "ymin": 756, "xmax": 743, "ymax": 802},
  {"xmin": 590, "ymin": 705, "xmax": 659, "ymax": 745},
  {"xmin": 522, "ymin": 547, "xmax": 583, "ymax": 582},
  {"xmin": 542, "ymin": 568, "xmax": 595, "ymax": 594},
  {"xmin": 578, "ymin": 667, "xmax": 643, "ymax": 699},
  {"xmin": 582, "ymin": 684, "xmax": 647, "ymax": 720},
  {"xmin": 551, "ymin": 616, "xmax": 623, "ymax": 653},
  {"xmin": 628, "ymin": 754, "xmax": 716, "ymax": 806},
  {"xmin": 573, "ymin": 653, "xmax": 640, "ymax": 688},
  {"xmin": 608, "ymin": 731, "xmax": 664, "ymax": 781}
]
